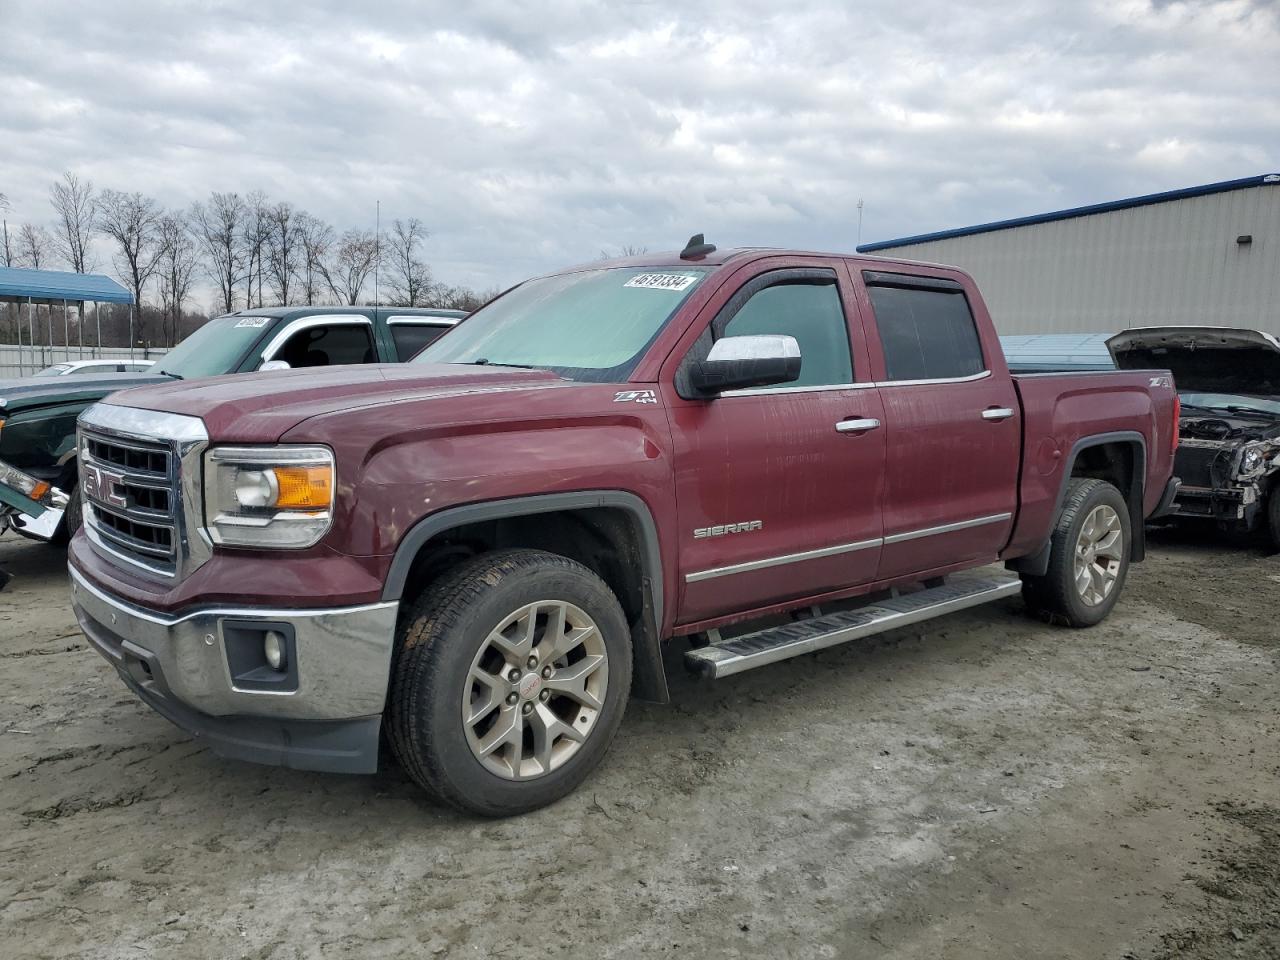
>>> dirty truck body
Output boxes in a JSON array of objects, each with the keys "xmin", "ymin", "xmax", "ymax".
[{"xmin": 68, "ymin": 247, "xmax": 1179, "ymax": 815}]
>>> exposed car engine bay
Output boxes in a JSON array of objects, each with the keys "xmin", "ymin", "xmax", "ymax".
[{"xmin": 1109, "ymin": 326, "xmax": 1280, "ymax": 546}]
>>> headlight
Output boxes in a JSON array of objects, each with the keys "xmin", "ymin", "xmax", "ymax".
[
  {"xmin": 1239, "ymin": 445, "xmax": 1265, "ymax": 475},
  {"xmin": 204, "ymin": 445, "xmax": 334, "ymax": 548},
  {"xmin": 0, "ymin": 459, "xmax": 51, "ymax": 503}
]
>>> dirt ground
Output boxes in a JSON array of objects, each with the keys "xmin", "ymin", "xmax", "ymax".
[{"xmin": 1, "ymin": 528, "xmax": 1277, "ymax": 960}]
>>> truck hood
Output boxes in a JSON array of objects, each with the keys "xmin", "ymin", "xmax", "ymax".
[
  {"xmin": 1107, "ymin": 327, "xmax": 1280, "ymax": 396},
  {"xmin": 0, "ymin": 373, "xmax": 170, "ymax": 414},
  {"xmin": 106, "ymin": 363, "xmax": 568, "ymax": 441}
]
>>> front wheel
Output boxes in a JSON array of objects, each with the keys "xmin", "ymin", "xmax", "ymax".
[
  {"xmin": 51, "ymin": 483, "xmax": 84, "ymax": 546},
  {"xmin": 387, "ymin": 549, "xmax": 632, "ymax": 817},
  {"xmin": 1021, "ymin": 478, "xmax": 1131, "ymax": 627}
]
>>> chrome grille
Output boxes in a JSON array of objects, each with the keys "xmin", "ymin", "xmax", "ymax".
[{"xmin": 81, "ymin": 430, "xmax": 179, "ymax": 576}]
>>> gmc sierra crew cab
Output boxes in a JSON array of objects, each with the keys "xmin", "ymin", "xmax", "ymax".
[{"xmin": 68, "ymin": 237, "xmax": 1179, "ymax": 816}]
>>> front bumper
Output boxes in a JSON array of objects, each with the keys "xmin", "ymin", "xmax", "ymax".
[
  {"xmin": 70, "ymin": 565, "xmax": 399, "ymax": 773},
  {"xmin": 1170, "ymin": 482, "xmax": 1260, "ymax": 525}
]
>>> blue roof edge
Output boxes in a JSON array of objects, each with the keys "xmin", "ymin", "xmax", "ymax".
[
  {"xmin": 0, "ymin": 266, "xmax": 134, "ymax": 304},
  {"xmin": 856, "ymin": 173, "xmax": 1280, "ymax": 253}
]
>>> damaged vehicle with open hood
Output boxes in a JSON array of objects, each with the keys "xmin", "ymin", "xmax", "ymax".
[{"xmin": 1109, "ymin": 327, "xmax": 1280, "ymax": 546}]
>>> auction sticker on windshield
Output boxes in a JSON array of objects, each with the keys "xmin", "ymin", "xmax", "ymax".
[
  {"xmin": 234, "ymin": 317, "xmax": 272, "ymax": 328},
  {"xmin": 624, "ymin": 273, "xmax": 699, "ymax": 291}
]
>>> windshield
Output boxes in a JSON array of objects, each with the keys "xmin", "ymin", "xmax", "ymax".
[
  {"xmin": 1180, "ymin": 391, "xmax": 1280, "ymax": 417},
  {"xmin": 157, "ymin": 315, "xmax": 277, "ymax": 378},
  {"xmin": 415, "ymin": 266, "xmax": 711, "ymax": 382}
]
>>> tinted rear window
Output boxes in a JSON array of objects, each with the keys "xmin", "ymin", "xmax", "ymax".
[
  {"xmin": 865, "ymin": 283, "xmax": 985, "ymax": 381},
  {"xmin": 390, "ymin": 323, "xmax": 452, "ymax": 361}
]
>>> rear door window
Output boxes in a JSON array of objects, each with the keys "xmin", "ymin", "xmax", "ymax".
[
  {"xmin": 864, "ymin": 275, "xmax": 985, "ymax": 382},
  {"xmin": 390, "ymin": 322, "xmax": 453, "ymax": 360}
]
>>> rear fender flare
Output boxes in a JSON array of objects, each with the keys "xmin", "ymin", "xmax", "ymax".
[{"xmin": 1009, "ymin": 431, "xmax": 1147, "ymax": 576}]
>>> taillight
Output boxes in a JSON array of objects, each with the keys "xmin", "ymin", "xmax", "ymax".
[{"xmin": 1171, "ymin": 393, "xmax": 1180, "ymax": 451}]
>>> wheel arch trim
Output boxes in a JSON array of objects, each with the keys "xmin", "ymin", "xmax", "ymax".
[
  {"xmin": 380, "ymin": 490, "xmax": 669, "ymax": 703},
  {"xmin": 1009, "ymin": 430, "xmax": 1148, "ymax": 576}
]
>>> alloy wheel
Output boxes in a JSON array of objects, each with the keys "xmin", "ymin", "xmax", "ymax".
[
  {"xmin": 461, "ymin": 600, "xmax": 609, "ymax": 780},
  {"xmin": 1073, "ymin": 504, "xmax": 1124, "ymax": 606}
]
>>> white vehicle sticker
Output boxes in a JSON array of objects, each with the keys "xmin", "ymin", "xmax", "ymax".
[
  {"xmin": 614, "ymin": 389, "xmax": 658, "ymax": 404},
  {"xmin": 624, "ymin": 273, "xmax": 698, "ymax": 291},
  {"xmin": 235, "ymin": 317, "xmax": 272, "ymax": 328}
]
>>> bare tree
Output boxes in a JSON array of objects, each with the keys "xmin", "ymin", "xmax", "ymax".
[
  {"xmin": 265, "ymin": 201, "xmax": 300, "ymax": 305},
  {"xmin": 17, "ymin": 223, "xmax": 54, "ymax": 268},
  {"xmin": 386, "ymin": 217, "xmax": 432, "ymax": 306},
  {"xmin": 429, "ymin": 283, "xmax": 498, "ymax": 313},
  {"xmin": 49, "ymin": 172, "xmax": 97, "ymax": 273},
  {"xmin": 97, "ymin": 189, "xmax": 163, "ymax": 324},
  {"xmin": 156, "ymin": 213, "xmax": 199, "ymax": 346},
  {"xmin": 241, "ymin": 190, "xmax": 270, "ymax": 309},
  {"xmin": 599, "ymin": 244, "xmax": 648, "ymax": 260},
  {"xmin": 322, "ymin": 229, "xmax": 379, "ymax": 305},
  {"xmin": 1, "ymin": 220, "xmax": 14, "ymax": 268},
  {"xmin": 190, "ymin": 192, "xmax": 246, "ymax": 315},
  {"xmin": 296, "ymin": 211, "xmax": 333, "ymax": 306}
]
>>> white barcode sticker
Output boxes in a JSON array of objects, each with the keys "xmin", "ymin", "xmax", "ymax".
[
  {"xmin": 235, "ymin": 317, "xmax": 271, "ymax": 328},
  {"xmin": 624, "ymin": 273, "xmax": 698, "ymax": 291}
]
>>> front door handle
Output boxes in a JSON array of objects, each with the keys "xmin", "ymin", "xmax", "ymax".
[
  {"xmin": 836, "ymin": 417, "xmax": 881, "ymax": 433},
  {"xmin": 982, "ymin": 407, "xmax": 1015, "ymax": 422}
]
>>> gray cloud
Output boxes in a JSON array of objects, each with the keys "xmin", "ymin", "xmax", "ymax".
[{"xmin": 2, "ymin": 0, "xmax": 1277, "ymax": 302}]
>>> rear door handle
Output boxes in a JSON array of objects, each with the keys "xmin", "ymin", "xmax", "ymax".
[
  {"xmin": 982, "ymin": 407, "xmax": 1015, "ymax": 422},
  {"xmin": 836, "ymin": 418, "xmax": 881, "ymax": 433}
]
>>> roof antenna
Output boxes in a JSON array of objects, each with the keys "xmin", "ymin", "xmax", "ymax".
[{"xmin": 680, "ymin": 233, "xmax": 716, "ymax": 260}]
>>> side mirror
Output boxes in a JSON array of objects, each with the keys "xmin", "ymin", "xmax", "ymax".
[
  {"xmin": 689, "ymin": 335, "xmax": 801, "ymax": 396},
  {"xmin": 259, "ymin": 360, "xmax": 291, "ymax": 372}
]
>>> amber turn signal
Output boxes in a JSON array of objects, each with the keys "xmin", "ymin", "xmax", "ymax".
[{"xmin": 272, "ymin": 465, "xmax": 332, "ymax": 510}]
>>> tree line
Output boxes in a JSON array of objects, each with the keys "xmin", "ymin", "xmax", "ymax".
[{"xmin": 1, "ymin": 175, "xmax": 497, "ymax": 348}]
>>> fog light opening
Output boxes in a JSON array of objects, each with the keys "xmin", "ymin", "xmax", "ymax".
[{"xmin": 263, "ymin": 631, "xmax": 287, "ymax": 672}]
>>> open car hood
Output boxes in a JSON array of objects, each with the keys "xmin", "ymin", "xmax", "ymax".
[{"xmin": 1107, "ymin": 327, "xmax": 1280, "ymax": 397}]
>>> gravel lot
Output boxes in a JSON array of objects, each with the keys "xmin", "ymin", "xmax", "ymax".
[{"xmin": 1, "ymin": 530, "xmax": 1277, "ymax": 959}]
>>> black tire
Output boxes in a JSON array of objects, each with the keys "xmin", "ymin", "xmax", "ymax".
[
  {"xmin": 387, "ymin": 549, "xmax": 632, "ymax": 817},
  {"xmin": 50, "ymin": 483, "xmax": 83, "ymax": 547},
  {"xmin": 1021, "ymin": 478, "xmax": 1132, "ymax": 628}
]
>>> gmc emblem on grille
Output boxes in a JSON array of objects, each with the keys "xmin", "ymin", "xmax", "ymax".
[{"xmin": 82, "ymin": 463, "xmax": 128, "ymax": 509}]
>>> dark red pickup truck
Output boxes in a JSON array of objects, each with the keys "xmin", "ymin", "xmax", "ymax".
[{"xmin": 68, "ymin": 240, "xmax": 1179, "ymax": 815}]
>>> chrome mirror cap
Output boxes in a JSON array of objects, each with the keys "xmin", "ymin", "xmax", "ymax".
[{"xmin": 706, "ymin": 334, "xmax": 800, "ymax": 363}]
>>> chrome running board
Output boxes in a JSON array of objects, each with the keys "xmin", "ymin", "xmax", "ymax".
[{"xmin": 684, "ymin": 572, "xmax": 1022, "ymax": 678}]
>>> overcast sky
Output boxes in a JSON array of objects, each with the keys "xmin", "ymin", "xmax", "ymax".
[{"xmin": 2, "ymin": 0, "xmax": 1277, "ymax": 303}]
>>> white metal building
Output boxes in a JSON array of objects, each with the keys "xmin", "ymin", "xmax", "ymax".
[{"xmin": 857, "ymin": 174, "xmax": 1280, "ymax": 336}]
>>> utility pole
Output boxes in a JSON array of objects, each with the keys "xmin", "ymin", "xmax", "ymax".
[
  {"xmin": 374, "ymin": 200, "xmax": 380, "ymax": 308},
  {"xmin": 857, "ymin": 199, "xmax": 864, "ymax": 246}
]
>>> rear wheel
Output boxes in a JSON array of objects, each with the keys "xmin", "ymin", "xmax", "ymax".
[
  {"xmin": 1021, "ymin": 478, "xmax": 1131, "ymax": 627},
  {"xmin": 387, "ymin": 549, "xmax": 631, "ymax": 817}
]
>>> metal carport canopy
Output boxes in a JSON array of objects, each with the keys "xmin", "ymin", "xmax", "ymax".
[{"xmin": 0, "ymin": 266, "xmax": 133, "ymax": 304}]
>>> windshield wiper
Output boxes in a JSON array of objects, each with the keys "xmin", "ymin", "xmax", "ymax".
[
  {"xmin": 1224, "ymin": 405, "xmax": 1278, "ymax": 418},
  {"xmin": 158, "ymin": 369, "xmax": 184, "ymax": 380},
  {"xmin": 459, "ymin": 358, "xmax": 540, "ymax": 370}
]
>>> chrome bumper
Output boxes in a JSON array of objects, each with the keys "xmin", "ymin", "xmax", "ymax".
[{"xmin": 69, "ymin": 566, "xmax": 399, "ymax": 773}]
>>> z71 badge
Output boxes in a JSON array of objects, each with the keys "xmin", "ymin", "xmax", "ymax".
[{"xmin": 614, "ymin": 390, "xmax": 658, "ymax": 404}]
